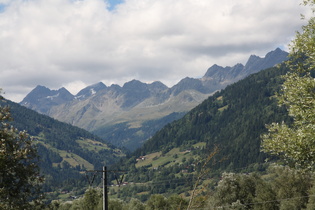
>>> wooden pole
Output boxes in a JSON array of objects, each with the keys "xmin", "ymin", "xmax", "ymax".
[{"xmin": 103, "ymin": 166, "xmax": 108, "ymax": 210}]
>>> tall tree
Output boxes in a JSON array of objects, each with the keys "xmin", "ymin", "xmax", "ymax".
[
  {"xmin": 0, "ymin": 94, "xmax": 43, "ymax": 209},
  {"xmin": 261, "ymin": 0, "xmax": 315, "ymax": 169}
]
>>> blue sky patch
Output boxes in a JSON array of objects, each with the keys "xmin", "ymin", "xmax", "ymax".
[
  {"xmin": 107, "ymin": 0, "xmax": 124, "ymax": 11},
  {"xmin": 0, "ymin": 4, "xmax": 6, "ymax": 13}
]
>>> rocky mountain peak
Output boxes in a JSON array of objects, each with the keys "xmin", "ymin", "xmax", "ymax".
[
  {"xmin": 20, "ymin": 85, "xmax": 74, "ymax": 114},
  {"xmin": 246, "ymin": 54, "xmax": 262, "ymax": 65},
  {"xmin": 203, "ymin": 64, "xmax": 227, "ymax": 78},
  {"xmin": 266, "ymin": 47, "xmax": 287, "ymax": 58},
  {"xmin": 147, "ymin": 81, "xmax": 168, "ymax": 96},
  {"xmin": 58, "ymin": 87, "xmax": 73, "ymax": 96},
  {"xmin": 123, "ymin": 79, "xmax": 147, "ymax": 90},
  {"xmin": 75, "ymin": 82, "xmax": 107, "ymax": 100},
  {"xmin": 148, "ymin": 81, "xmax": 168, "ymax": 90},
  {"xmin": 121, "ymin": 80, "xmax": 151, "ymax": 109},
  {"xmin": 243, "ymin": 48, "xmax": 288, "ymax": 74},
  {"xmin": 202, "ymin": 48, "xmax": 288, "ymax": 87},
  {"xmin": 171, "ymin": 77, "xmax": 205, "ymax": 95},
  {"xmin": 22, "ymin": 85, "xmax": 51, "ymax": 103},
  {"xmin": 21, "ymin": 85, "xmax": 73, "ymax": 104},
  {"xmin": 109, "ymin": 84, "xmax": 121, "ymax": 89}
]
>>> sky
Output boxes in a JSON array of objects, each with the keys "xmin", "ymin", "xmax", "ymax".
[{"xmin": 0, "ymin": 0, "xmax": 310, "ymax": 102}]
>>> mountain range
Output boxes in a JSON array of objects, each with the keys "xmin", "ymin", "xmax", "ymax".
[{"xmin": 20, "ymin": 48, "xmax": 288, "ymax": 150}]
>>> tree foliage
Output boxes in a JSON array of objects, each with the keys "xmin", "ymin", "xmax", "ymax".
[
  {"xmin": 81, "ymin": 188, "xmax": 102, "ymax": 210},
  {"xmin": 0, "ymin": 95, "xmax": 43, "ymax": 209},
  {"xmin": 50, "ymin": 190, "xmax": 188, "ymax": 210},
  {"xmin": 206, "ymin": 165, "xmax": 313, "ymax": 210},
  {"xmin": 261, "ymin": 1, "xmax": 315, "ymax": 169}
]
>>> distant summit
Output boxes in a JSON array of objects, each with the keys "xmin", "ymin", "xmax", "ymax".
[
  {"xmin": 243, "ymin": 48, "xmax": 288, "ymax": 74},
  {"xmin": 20, "ymin": 85, "xmax": 73, "ymax": 113},
  {"xmin": 199, "ymin": 48, "xmax": 288, "ymax": 94},
  {"xmin": 20, "ymin": 48, "xmax": 289, "ymax": 150},
  {"xmin": 75, "ymin": 82, "xmax": 107, "ymax": 100}
]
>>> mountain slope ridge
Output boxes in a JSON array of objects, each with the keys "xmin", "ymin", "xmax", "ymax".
[
  {"xmin": 110, "ymin": 64, "xmax": 293, "ymax": 201},
  {"xmin": 131, "ymin": 64, "xmax": 292, "ymax": 168},
  {"xmin": 1, "ymin": 99, "xmax": 124, "ymax": 194},
  {"xmin": 20, "ymin": 48, "xmax": 289, "ymax": 150}
]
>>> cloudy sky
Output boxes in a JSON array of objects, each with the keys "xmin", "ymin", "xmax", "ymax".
[{"xmin": 0, "ymin": 0, "xmax": 310, "ymax": 102}]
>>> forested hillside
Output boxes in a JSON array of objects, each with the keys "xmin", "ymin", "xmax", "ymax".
[
  {"xmin": 0, "ymin": 99, "xmax": 124, "ymax": 196},
  {"xmin": 107, "ymin": 64, "xmax": 293, "ymax": 201},
  {"xmin": 133, "ymin": 64, "xmax": 291, "ymax": 169}
]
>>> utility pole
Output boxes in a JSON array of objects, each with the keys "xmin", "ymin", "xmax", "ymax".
[
  {"xmin": 103, "ymin": 166, "xmax": 108, "ymax": 210},
  {"xmin": 85, "ymin": 167, "xmax": 126, "ymax": 210}
]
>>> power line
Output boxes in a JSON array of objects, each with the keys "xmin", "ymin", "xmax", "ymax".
[
  {"xmin": 85, "ymin": 166, "xmax": 127, "ymax": 210},
  {"xmin": 81, "ymin": 164, "xmax": 315, "ymax": 210},
  {"xmin": 99, "ymin": 163, "xmax": 260, "ymax": 188}
]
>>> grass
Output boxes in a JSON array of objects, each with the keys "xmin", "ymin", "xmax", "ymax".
[
  {"xmin": 216, "ymin": 96, "xmax": 223, "ymax": 101},
  {"xmin": 76, "ymin": 138, "xmax": 110, "ymax": 152},
  {"xmin": 76, "ymin": 138, "xmax": 125, "ymax": 158},
  {"xmin": 192, "ymin": 142, "xmax": 206, "ymax": 148},
  {"xmin": 36, "ymin": 136, "xmax": 124, "ymax": 171},
  {"xmin": 135, "ymin": 142, "xmax": 206, "ymax": 169},
  {"xmin": 218, "ymin": 105, "xmax": 229, "ymax": 112},
  {"xmin": 135, "ymin": 152, "xmax": 161, "ymax": 168},
  {"xmin": 61, "ymin": 152, "xmax": 94, "ymax": 170},
  {"xmin": 38, "ymin": 141, "xmax": 94, "ymax": 170}
]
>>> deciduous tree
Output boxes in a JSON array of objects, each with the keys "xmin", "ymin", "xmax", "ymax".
[
  {"xmin": 0, "ymin": 94, "xmax": 43, "ymax": 209},
  {"xmin": 261, "ymin": 0, "xmax": 315, "ymax": 170}
]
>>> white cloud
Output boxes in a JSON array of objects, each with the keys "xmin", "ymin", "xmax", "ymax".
[
  {"xmin": 63, "ymin": 80, "xmax": 88, "ymax": 95},
  {"xmin": 0, "ymin": 0, "xmax": 310, "ymax": 102}
]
